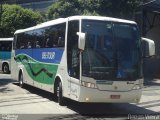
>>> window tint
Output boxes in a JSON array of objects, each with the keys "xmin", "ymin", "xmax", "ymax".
[
  {"xmin": 114, "ymin": 23, "xmax": 141, "ymax": 79},
  {"xmin": 0, "ymin": 41, "xmax": 12, "ymax": 51},
  {"xmin": 16, "ymin": 33, "xmax": 25, "ymax": 49},
  {"xmin": 67, "ymin": 20, "xmax": 80, "ymax": 79},
  {"xmin": 81, "ymin": 20, "xmax": 115, "ymax": 79},
  {"xmin": 33, "ymin": 29, "xmax": 45, "ymax": 48},
  {"xmin": 16, "ymin": 23, "xmax": 66, "ymax": 49},
  {"xmin": 44, "ymin": 23, "xmax": 66, "ymax": 48}
]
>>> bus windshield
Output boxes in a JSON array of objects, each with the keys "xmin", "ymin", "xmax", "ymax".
[{"xmin": 82, "ymin": 20, "xmax": 141, "ymax": 81}]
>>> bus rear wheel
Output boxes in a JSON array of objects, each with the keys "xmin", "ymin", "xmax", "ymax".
[
  {"xmin": 56, "ymin": 81, "xmax": 65, "ymax": 106},
  {"xmin": 19, "ymin": 72, "xmax": 24, "ymax": 88},
  {"xmin": 2, "ymin": 63, "xmax": 9, "ymax": 74}
]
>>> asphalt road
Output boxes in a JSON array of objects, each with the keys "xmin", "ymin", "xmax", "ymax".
[{"xmin": 0, "ymin": 74, "xmax": 160, "ymax": 120}]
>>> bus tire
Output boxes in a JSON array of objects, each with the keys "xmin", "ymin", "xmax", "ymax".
[
  {"xmin": 56, "ymin": 81, "xmax": 65, "ymax": 106},
  {"xmin": 19, "ymin": 72, "xmax": 24, "ymax": 88},
  {"xmin": 2, "ymin": 63, "xmax": 9, "ymax": 74}
]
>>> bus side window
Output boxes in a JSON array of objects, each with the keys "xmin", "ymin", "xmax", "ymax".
[
  {"xmin": 36, "ymin": 41, "xmax": 41, "ymax": 48},
  {"xmin": 27, "ymin": 42, "xmax": 32, "ymax": 48},
  {"xmin": 53, "ymin": 38, "xmax": 57, "ymax": 47},
  {"xmin": 57, "ymin": 37, "xmax": 64, "ymax": 47},
  {"xmin": 33, "ymin": 29, "xmax": 45, "ymax": 48},
  {"xmin": 20, "ymin": 43, "xmax": 25, "ymax": 49},
  {"xmin": 45, "ymin": 23, "xmax": 65, "ymax": 48},
  {"xmin": 45, "ymin": 26, "xmax": 58, "ymax": 48},
  {"xmin": 45, "ymin": 38, "xmax": 50, "ymax": 48},
  {"xmin": 45, "ymin": 38, "xmax": 54, "ymax": 48}
]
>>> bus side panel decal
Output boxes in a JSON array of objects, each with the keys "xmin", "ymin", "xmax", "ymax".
[
  {"xmin": 15, "ymin": 48, "xmax": 64, "ymax": 85},
  {"xmin": 0, "ymin": 51, "xmax": 11, "ymax": 60},
  {"xmin": 16, "ymin": 48, "xmax": 63, "ymax": 64}
]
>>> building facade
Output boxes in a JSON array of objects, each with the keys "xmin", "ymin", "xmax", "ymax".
[{"xmin": 135, "ymin": 0, "xmax": 160, "ymax": 79}]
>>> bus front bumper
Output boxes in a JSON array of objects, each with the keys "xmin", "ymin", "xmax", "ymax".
[{"xmin": 78, "ymin": 86, "xmax": 142, "ymax": 103}]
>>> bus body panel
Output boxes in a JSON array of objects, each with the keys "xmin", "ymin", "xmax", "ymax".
[
  {"xmin": 56, "ymin": 52, "xmax": 71, "ymax": 98},
  {"xmin": 14, "ymin": 48, "xmax": 65, "ymax": 92},
  {"xmin": 11, "ymin": 49, "xmax": 18, "ymax": 80}
]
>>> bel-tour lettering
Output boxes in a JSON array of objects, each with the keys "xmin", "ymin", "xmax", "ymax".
[{"xmin": 42, "ymin": 52, "xmax": 55, "ymax": 59}]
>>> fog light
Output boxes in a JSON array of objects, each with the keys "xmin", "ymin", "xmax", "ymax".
[
  {"xmin": 132, "ymin": 85, "xmax": 141, "ymax": 90},
  {"xmin": 86, "ymin": 98, "xmax": 89, "ymax": 101}
]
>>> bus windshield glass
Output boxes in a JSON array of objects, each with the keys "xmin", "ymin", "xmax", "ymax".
[{"xmin": 82, "ymin": 20, "xmax": 141, "ymax": 81}]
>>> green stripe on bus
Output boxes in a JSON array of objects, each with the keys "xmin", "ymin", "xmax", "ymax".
[{"xmin": 15, "ymin": 54, "xmax": 58, "ymax": 85}]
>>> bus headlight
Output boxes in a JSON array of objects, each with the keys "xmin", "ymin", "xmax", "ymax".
[
  {"xmin": 81, "ymin": 81, "xmax": 97, "ymax": 89},
  {"xmin": 132, "ymin": 84, "xmax": 141, "ymax": 90}
]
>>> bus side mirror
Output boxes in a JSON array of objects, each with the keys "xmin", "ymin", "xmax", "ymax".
[
  {"xmin": 77, "ymin": 32, "xmax": 86, "ymax": 51},
  {"xmin": 141, "ymin": 37, "xmax": 155, "ymax": 57}
]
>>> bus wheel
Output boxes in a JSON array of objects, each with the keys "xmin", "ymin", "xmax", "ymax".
[
  {"xmin": 3, "ymin": 63, "xmax": 9, "ymax": 74},
  {"xmin": 19, "ymin": 72, "xmax": 24, "ymax": 88},
  {"xmin": 56, "ymin": 81, "xmax": 65, "ymax": 106}
]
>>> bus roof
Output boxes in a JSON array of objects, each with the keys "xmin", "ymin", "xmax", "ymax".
[
  {"xmin": 68, "ymin": 16, "xmax": 136, "ymax": 24},
  {"xmin": 0, "ymin": 38, "xmax": 13, "ymax": 41},
  {"xmin": 15, "ymin": 16, "xmax": 136, "ymax": 34},
  {"xmin": 15, "ymin": 18, "xmax": 66, "ymax": 34}
]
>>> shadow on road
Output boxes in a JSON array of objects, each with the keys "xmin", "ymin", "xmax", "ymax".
[
  {"xmin": 0, "ymin": 78, "xmax": 17, "ymax": 93},
  {"xmin": 65, "ymin": 101, "xmax": 159, "ymax": 118},
  {"xmin": 13, "ymin": 83, "xmax": 159, "ymax": 119},
  {"xmin": 0, "ymin": 79, "xmax": 15, "ymax": 86},
  {"xmin": 13, "ymin": 83, "xmax": 57, "ymax": 101}
]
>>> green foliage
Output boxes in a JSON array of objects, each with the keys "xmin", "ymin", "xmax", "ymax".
[
  {"xmin": 47, "ymin": 0, "xmax": 141, "ymax": 20},
  {"xmin": 0, "ymin": 4, "xmax": 43, "ymax": 37},
  {"xmin": 48, "ymin": 0, "xmax": 80, "ymax": 19},
  {"xmin": 100, "ymin": 0, "xmax": 142, "ymax": 19},
  {"xmin": 47, "ymin": 0, "xmax": 101, "ymax": 19}
]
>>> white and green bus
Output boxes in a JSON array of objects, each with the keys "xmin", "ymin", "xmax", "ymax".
[
  {"xmin": 0, "ymin": 38, "xmax": 13, "ymax": 74},
  {"xmin": 11, "ymin": 16, "xmax": 155, "ymax": 105}
]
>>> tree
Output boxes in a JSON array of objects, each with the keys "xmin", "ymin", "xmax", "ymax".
[
  {"xmin": 100, "ymin": 0, "xmax": 142, "ymax": 19},
  {"xmin": 47, "ymin": 0, "xmax": 141, "ymax": 20},
  {"xmin": 47, "ymin": 0, "xmax": 81, "ymax": 19},
  {"xmin": 0, "ymin": 4, "xmax": 43, "ymax": 37},
  {"xmin": 47, "ymin": 0, "xmax": 101, "ymax": 20}
]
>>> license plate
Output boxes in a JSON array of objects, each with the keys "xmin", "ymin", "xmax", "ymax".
[{"xmin": 110, "ymin": 95, "xmax": 120, "ymax": 99}]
